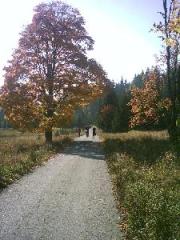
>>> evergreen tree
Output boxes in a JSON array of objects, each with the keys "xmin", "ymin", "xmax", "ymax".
[
  {"xmin": 97, "ymin": 79, "xmax": 131, "ymax": 132},
  {"xmin": 131, "ymin": 71, "xmax": 145, "ymax": 88}
]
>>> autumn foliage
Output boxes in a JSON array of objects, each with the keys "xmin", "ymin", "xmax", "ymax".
[
  {"xmin": 0, "ymin": 1, "xmax": 108, "ymax": 142},
  {"xmin": 129, "ymin": 71, "xmax": 171, "ymax": 128}
]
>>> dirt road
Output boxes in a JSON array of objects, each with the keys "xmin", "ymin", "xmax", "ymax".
[{"xmin": 0, "ymin": 137, "xmax": 123, "ymax": 240}]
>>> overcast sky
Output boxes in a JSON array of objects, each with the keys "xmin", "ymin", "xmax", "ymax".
[{"xmin": 0, "ymin": 0, "xmax": 163, "ymax": 86}]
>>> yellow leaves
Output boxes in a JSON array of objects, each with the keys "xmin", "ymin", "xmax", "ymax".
[
  {"xmin": 153, "ymin": 0, "xmax": 180, "ymax": 57},
  {"xmin": 174, "ymin": 25, "xmax": 180, "ymax": 33},
  {"xmin": 39, "ymin": 117, "xmax": 54, "ymax": 131},
  {"xmin": 169, "ymin": 12, "xmax": 180, "ymax": 33},
  {"xmin": 158, "ymin": 98, "xmax": 172, "ymax": 110},
  {"xmin": 164, "ymin": 38, "xmax": 177, "ymax": 47}
]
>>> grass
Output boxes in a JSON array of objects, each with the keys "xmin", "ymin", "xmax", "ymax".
[
  {"xmin": 101, "ymin": 130, "xmax": 180, "ymax": 240},
  {"xmin": 0, "ymin": 129, "xmax": 74, "ymax": 189}
]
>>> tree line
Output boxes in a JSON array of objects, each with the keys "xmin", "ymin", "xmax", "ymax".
[
  {"xmin": 73, "ymin": 0, "xmax": 180, "ymax": 140},
  {"xmin": 72, "ymin": 64, "xmax": 179, "ymax": 134}
]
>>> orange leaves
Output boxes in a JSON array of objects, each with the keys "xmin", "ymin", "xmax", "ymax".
[
  {"xmin": 0, "ymin": 1, "xmax": 108, "ymax": 132},
  {"xmin": 0, "ymin": 84, "xmax": 42, "ymax": 131},
  {"xmin": 129, "ymin": 70, "xmax": 171, "ymax": 128}
]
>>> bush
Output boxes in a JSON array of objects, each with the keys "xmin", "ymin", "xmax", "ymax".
[
  {"xmin": 125, "ymin": 181, "xmax": 180, "ymax": 240},
  {"xmin": 103, "ymin": 131, "xmax": 180, "ymax": 240},
  {"xmin": 107, "ymin": 152, "xmax": 138, "ymax": 201}
]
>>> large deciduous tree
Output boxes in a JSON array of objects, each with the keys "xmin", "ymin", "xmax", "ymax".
[{"xmin": 0, "ymin": 1, "xmax": 108, "ymax": 143}]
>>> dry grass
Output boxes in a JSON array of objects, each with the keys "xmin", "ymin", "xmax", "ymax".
[
  {"xmin": 0, "ymin": 129, "xmax": 74, "ymax": 188},
  {"xmin": 100, "ymin": 130, "xmax": 169, "ymax": 141}
]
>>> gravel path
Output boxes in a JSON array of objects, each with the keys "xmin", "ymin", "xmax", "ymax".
[{"xmin": 0, "ymin": 136, "xmax": 123, "ymax": 240}]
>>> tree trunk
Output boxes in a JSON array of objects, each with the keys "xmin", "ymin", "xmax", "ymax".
[
  {"xmin": 163, "ymin": 0, "xmax": 177, "ymax": 140},
  {"xmin": 177, "ymin": 66, "xmax": 180, "ymax": 104},
  {"xmin": 169, "ymin": 99, "xmax": 177, "ymax": 140},
  {"xmin": 169, "ymin": 67, "xmax": 178, "ymax": 140},
  {"xmin": 45, "ymin": 129, "xmax": 53, "ymax": 144},
  {"xmin": 45, "ymin": 64, "xmax": 54, "ymax": 145}
]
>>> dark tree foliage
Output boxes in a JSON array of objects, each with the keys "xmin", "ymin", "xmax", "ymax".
[
  {"xmin": 72, "ymin": 98, "xmax": 103, "ymax": 128},
  {"xmin": 97, "ymin": 88, "xmax": 118, "ymax": 132},
  {"xmin": 132, "ymin": 71, "xmax": 145, "ymax": 88},
  {"xmin": 97, "ymin": 80, "xmax": 131, "ymax": 132},
  {"xmin": 0, "ymin": 108, "xmax": 10, "ymax": 128}
]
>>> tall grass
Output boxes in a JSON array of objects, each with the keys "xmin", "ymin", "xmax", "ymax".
[
  {"xmin": 102, "ymin": 130, "xmax": 180, "ymax": 240},
  {"xmin": 0, "ymin": 129, "xmax": 73, "ymax": 188}
]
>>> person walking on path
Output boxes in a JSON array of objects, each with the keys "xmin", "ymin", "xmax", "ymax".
[
  {"xmin": 78, "ymin": 128, "xmax": 81, "ymax": 137},
  {"xmin": 93, "ymin": 127, "xmax": 96, "ymax": 137},
  {"xmin": 85, "ymin": 127, "xmax": 89, "ymax": 137}
]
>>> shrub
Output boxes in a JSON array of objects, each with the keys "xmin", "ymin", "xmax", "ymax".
[
  {"xmin": 107, "ymin": 152, "xmax": 138, "ymax": 201},
  {"xmin": 103, "ymin": 131, "xmax": 180, "ymax": 240},
  {"xmin": 125, "ymin": 181, "xmax": 180, "ymax": 240}
]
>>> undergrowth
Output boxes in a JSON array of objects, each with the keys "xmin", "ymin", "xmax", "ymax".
[{"xmin": 103, "ymin": 130, "xmax": 180, "ymax": 240}]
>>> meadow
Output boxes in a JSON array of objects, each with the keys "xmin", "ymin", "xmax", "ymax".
[
  {"xmin": 0, "ymin": 129, "xmax": 75, "ymax": 188},
  {"xmin": 102, "ymin": 130, "xmax": 180, "ymax": 240}
]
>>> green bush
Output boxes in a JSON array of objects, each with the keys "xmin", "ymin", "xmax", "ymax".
[
  {"xmin": 125, "ymin": 181, "xmax": 180, "ymax": 240},
  {"xmin": 107, "ymin": 152, "xmax": 138, "ymax": 201},
  {"xmin": 29, "ymin": 150, "xmax": 38, "ymax": 162},
  {"xmin": 0, "ymin": 165, "xmax": 14, "ymax": 187}
]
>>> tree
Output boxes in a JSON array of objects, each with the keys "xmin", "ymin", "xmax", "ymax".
[
  {"xmin": 129, "ymin": 70, "xmax": 171, "ymax": 128},
  {"xmin": 113, "ymin": 80, "xmax": 131, "ymax": 132},
  {"xmin": 0, "ymin": 1, "xmax": 108, "ymax": 143},
  {"xmin": 97, "ymin": 88, "xmax": 118, "ymax": 132},
  {"xmin": 98, "ymin": 80, "xmax": 131, "ymax": 132},
  {"xmin": 132, "ymin": 71, "xmax": 145, "ymax": 88},
  {"xmin": 72, "ymin": 98, "xmax": 103, "ymax": 128},
  {"xmin": 153, "ymin": 0, "xmax": 180, "ymax": 139}
]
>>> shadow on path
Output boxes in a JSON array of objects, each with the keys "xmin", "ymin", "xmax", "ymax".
[{"xmin": 64, "ymin": 141, "xmax": 105, "ymax": 161}]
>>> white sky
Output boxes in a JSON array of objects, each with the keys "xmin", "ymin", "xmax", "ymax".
[{"xmin": 0, "ymin": 0, "xmax": 163, "ymax": 86}]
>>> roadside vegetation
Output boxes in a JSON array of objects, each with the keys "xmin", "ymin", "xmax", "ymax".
[
  {"xmin": 102, "ymin": 130, "xmax": 180, "ymax": 240},
  {"xmin": 0, "ymin": 129, "xmax": 74, "ymax": 189}
]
